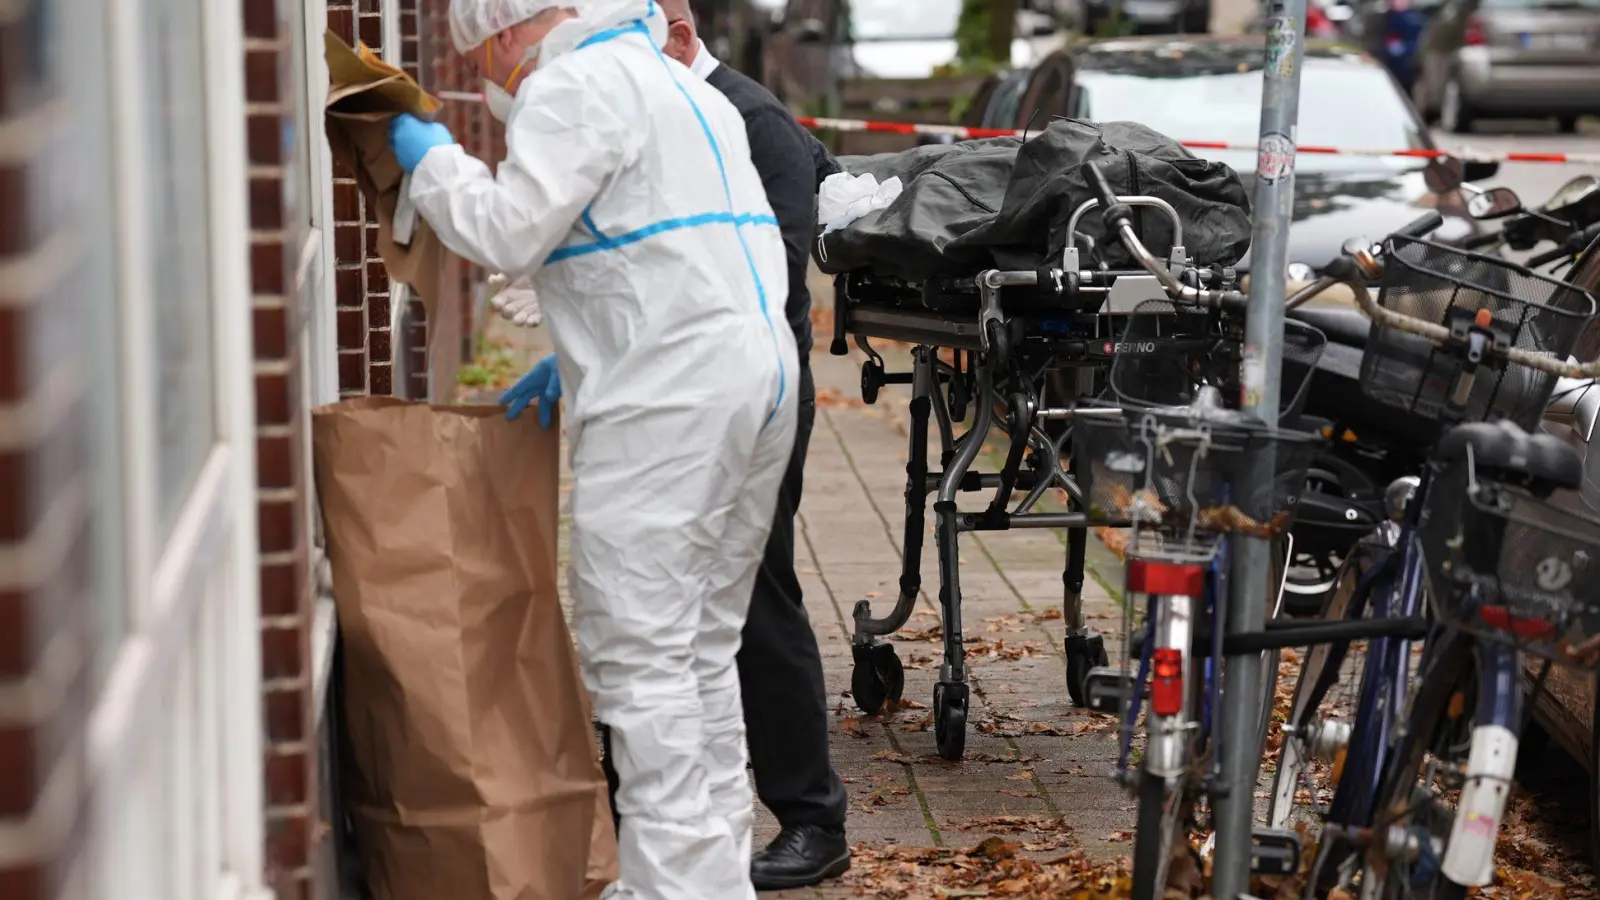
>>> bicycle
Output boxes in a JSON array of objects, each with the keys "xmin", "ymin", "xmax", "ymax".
[
  {"xmin": 1265, "ymin": 222, "xmax": 1600, "ymax": 897},
  {"xmin": 1076, "ymin": 394, "xmax": 1322, "ymax": 899},
  {"xmin": 1061, "ymin": 161, "xmax": 1334, "ymax": 899}
]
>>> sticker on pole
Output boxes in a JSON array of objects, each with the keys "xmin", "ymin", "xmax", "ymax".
[
  {"xmin": 1241, "ymin": 347, "xmax": 1266, "ymax": 410},
  {"xmin": 1258, "ymin": 132, "xmax": 1295, "ymax": 185},
  {"xmin": 1266, "ymin": 18, "xmax": 1298, "ymax": 77}
]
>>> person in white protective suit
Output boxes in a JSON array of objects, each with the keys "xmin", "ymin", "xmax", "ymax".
[{"xmin": 385, "ymin": 1, "xmax": 800, "ymax": 897}]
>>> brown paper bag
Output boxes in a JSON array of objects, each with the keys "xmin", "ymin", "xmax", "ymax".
[
  {"xmin": 313, "ymin": 397, "xmax": 617, "ymax": 900},
  {"xmin": 322, "ymin": 29, "xmax": 453, "ymax": 326}
]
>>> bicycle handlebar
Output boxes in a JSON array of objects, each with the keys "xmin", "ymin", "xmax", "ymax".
[
  {"xmin": 1081, "ymin": 159, "xmax": 1600, "ymax": 379},
  {"xmin": 1527, "ymin": 221, "xmax": 1600, "ymax": 269},
  {"xmin": 1396, "ymin": 211, "xmax": 1445, "ymax": 241},
  {"xmin": 1339, "ymin": 262, "xmax": 1600, "ymax": 380}
]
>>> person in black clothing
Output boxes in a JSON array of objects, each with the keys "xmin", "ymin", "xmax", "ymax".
[{"xmin": 650, "ymin": 0, "xmax": 850, "ymax": 890}]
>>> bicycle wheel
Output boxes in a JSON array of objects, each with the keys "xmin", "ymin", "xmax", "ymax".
[
  {"xmin": 1267, "ymin": 545, "xmax": 1387, "ymax": 831},
  {"xmin": 1358, "ymin": 630, "xmax": 1475, "ymax": 900},
  {"xmin": 1131, "ymin": 623, "xmax": 1212, "ymax": 900},
  {"xmin": 1131, "ymin": 770, "xmax": 1189, "ymax": 900}
]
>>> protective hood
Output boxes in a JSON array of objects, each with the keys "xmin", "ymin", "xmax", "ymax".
[
  {"xmin": 449, "ymin": 0, "xmax": 667, "ymax": 58},
  {"xmin": 534, "ymin": 0, "xmax": 667, "ymax": 68}
]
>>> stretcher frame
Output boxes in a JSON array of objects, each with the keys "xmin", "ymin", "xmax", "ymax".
[{"xmin": 830, "ymin": 198, "xmax": 1205, "ymax": 760}]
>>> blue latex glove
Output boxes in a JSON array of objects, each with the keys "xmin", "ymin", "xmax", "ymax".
[
  {"xmin": 388, "ymin": 113, "xmax": 453, "ymax": 174},
  {"xmin": 502, "ymin": 353, "xmax": 562, "ymax": 429}
]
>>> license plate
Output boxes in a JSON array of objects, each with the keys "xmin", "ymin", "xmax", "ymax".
[
  {"xmin": 1522, "ymin": 32, "xmax": 1590, "ymax": 50},
  {"xmin": 1125, "ymin": 0, "xmax": 1177, "ymax": 18}
]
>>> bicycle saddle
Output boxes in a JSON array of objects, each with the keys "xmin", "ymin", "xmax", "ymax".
[
  {"xmin": 1288, "ymin": 307, "xmax": 1370, "ymax": 349},
  {"xmin": 1435, "ymin": 419, "xmax": 1583, "ymax": 491}
]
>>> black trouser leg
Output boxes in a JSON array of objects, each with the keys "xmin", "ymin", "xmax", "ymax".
[
  {"xmin": 602, "ymin": 723, "xmax": 621, "ymax": 835},
  {"xmin": 738, "ymin": 363, "xmax": 849, "ymax": 832}
]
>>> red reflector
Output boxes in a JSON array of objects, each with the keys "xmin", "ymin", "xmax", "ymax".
[
  {"xmin": 1150, "ymin": 648, "xmax": 1185, "ymax": 716},
  {"xmin": 1480, "ymin": 605, "xmax": 1556, "ymax": 640},
  {"xmin": 1127, "ymin": 560, "xmax": 1206, "ymax": 596}
]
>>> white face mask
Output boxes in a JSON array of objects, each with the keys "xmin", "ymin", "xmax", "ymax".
[
  {"xmin": 484, "ymin": 80, "xmax": 516, "ymax": 122},
  {"xmin": 481, "ymin": 44, "xmax": 539, "ymax": 123}
]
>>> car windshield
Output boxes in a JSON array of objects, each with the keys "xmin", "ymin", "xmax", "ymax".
[
  {"xmin": 1074, "ymin": 56, "xmax": 1428, "ymax": 171},
  {"xmin": 847, "ymin": 0, "xmax": 964, "ymax": 40}
]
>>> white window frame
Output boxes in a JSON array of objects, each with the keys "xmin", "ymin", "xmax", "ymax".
[
  {"xmin": 300, "ymin": 0, "xmax": 343, "ymax": 712},
  {"xmin": 90, "ymin": 0, "xmax": 269, "ymax": 894},
  {"xmin": 305, "ymin": 0, "xmax": 340, "ymax": 409}
]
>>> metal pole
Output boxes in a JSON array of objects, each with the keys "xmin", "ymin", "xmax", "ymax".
[{"xmin": 1211, "ymin": 0, "xmax": 1306, "ymax": 895}]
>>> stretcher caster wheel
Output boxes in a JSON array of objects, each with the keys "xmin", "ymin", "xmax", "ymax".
[
  {"xmin": 861, "ymin": 360, "xmax": 884, "ymax": 405},
  {"xmin": 934, "ymin": 682, "xmax": 969, "ymax": 761},
  {"xmin": 1065, "ymin": 631, "xmax": 1109, "ymax": 708},
  {"xmin": 850, "ymin": 643, "xmax": 905, "ymax": 715}
]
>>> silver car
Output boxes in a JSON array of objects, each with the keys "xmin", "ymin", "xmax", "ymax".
[{"xmin": 1410, "ymin": 0, "xmax": 1600, "ymax": 132}]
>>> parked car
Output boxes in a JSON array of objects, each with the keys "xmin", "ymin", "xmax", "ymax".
[
  {"xmin": 1080, "ymin": 0, "xmax": 1212, "ymax": 36},
  {"xmin": 975, "ymin": 36, "xmax": 1496, "ymax": 273},
  {"xmin": 959, "ymin": 50, "xmax": 1081, "ymax": 131},
  {"xmin": 1409, "ymin": 0, "xmax": 1600, "ymax": 132},
  {"xmin": 761, "ymin": 0, "xmax": 1070, "ymax": 106},
  {"xmin": 1245, "ymin": 0, "xmax": 1354, "ymax": 39}
]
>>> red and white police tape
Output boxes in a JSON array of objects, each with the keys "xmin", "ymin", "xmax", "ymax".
[
  {"xmin": 432, "ymin": 92, "xmax": 1600, "ymax": 166},
  {"xmin": 793, "ymin": 116, "xmax": 1600, "ymax": 166}
]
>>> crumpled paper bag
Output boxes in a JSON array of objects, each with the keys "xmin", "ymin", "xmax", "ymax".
[
  {"xmin": 323, "ymin": 30, "xmax": 452, "ymax": 319},
  {"xmin": 313, "ymin": 397, "xmax": 617, "ymax": 900}
]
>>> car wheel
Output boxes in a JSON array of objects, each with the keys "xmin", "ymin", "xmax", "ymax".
[
  {"xmin": 1559, "ymin": 114, "xmax": 1582, "ymax": 134},
  {"xmin": 1440, "ymin": 76, "xmax": 1475, "ymax": 134}
]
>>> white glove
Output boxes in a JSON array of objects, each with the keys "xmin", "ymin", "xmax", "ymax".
[
  {"xmin": 487, "ymin": 275, "xmax": 543, "ymax": 328},
  {"xmin": 818, "ymin": 172, "xmax": 903, "ymax": 234}
]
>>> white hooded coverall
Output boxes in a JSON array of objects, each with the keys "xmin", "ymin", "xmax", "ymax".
[{"xmin": 409, "ymin": 2, "xmax": 800, "ymax": 898}]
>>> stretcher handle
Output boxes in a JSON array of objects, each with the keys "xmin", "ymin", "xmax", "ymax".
[
  {"xmin": 1084, "ymin": 160, "xmax": 1122, "ymax": 217},
  {"xmin": 1083, "ymin": 160, "xmax": 1246, "ymax": 312}
]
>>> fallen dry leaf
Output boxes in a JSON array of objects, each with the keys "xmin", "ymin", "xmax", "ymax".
[
  {"xmin": 837, "ymin": 837, "xmax": 1132, "ymax": 900},
  {"xmin": 814, "ymin": 387, "xmax": 866, "ymax": 409}
]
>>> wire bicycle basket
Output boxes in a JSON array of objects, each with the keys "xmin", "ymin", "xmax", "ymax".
[
  {"xmin": 1075, "ymin": 404, "xmax": 1325, "ymax": 563},
  {"xmin": 1362, "ymin": 236, "xmax": 1597, "ymax": 428},
  {"xmin": 1420, "ymin": 448, "xmax": 1600, "ymax": 670}
]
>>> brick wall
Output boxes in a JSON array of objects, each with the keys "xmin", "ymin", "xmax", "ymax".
[
  {"xmin": 397, "ymin": 0, "xmax": 431, "ymax": 401},
  {"xmin": 329, "ymin": 0, "xmax": 395, "ymax": 400},
  {"xmin": 420, "ymin": 0, "xmax": 498, "ymax": 386},
  {"xmin": 246, "ymin": 0, "xmax": 318, "ymax": 896},
  {"xmin": 0, "ymin": 0, "xmax": 92, "ymax": 896}
]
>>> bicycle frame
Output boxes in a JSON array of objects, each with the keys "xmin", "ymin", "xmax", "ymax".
[{"xmin": 1325, "ymin": 472, "xmax": 1431, "ymax": 828}]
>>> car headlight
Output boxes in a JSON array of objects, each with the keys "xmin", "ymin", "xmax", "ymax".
[{"xmin": 1287, "ymin": 262, "xmax": 1316, "ymax": 282}]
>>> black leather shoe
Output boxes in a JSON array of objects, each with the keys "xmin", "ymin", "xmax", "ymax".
[{"xmin": 751, "ymin": 825, "xmax": 851, "ymax": 891}]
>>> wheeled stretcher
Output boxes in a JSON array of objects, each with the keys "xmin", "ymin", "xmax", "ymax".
[{"xmin": 830, "ymin": 197, "xmax": 1233, "ymax": 760}]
